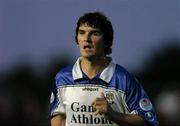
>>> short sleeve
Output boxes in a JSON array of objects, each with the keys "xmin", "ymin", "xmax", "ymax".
[
  {"xmin": 49, "ymin": 78, "xmax": 66, "ymax": 117},
  {"xmin": 125, "ymin": 74, "xmax": 159, "ymax": 126}
]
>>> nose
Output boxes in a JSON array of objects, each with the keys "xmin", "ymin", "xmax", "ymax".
[{"xmin": 85, "ymin": 33, "xmax": 91, "ymax": 43}]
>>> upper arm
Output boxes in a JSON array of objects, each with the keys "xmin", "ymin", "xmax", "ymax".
[
  {"xmin": 125, "ymin": 74, "xmax": 159, "ymax": 126},
  {"xmin": 50, "ymin": 78, "xmax": 66, "ymax": 118}
]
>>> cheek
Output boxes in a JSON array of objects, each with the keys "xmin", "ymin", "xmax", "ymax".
[
  {"xmin": 97, "ymin": 44, "xmax": 105, "ymax": 51},
  {"xmin": 77, "ymin": 36, "xmax": 83, "ymax": 44},
  {"xmin": 77, "ymin": 36, "xmax": 82, "ymax": 45},
  {"xmin": 94, "ymin": 38, "xmax": 104, "ymax": 48}
]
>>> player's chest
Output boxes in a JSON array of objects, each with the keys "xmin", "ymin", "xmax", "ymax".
[{"xmin": 60, "ymin": 84, "xmax": 123, "ymax": 107}]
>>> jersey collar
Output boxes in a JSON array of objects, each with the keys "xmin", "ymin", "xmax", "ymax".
[{"xmin": 72, "ymin": 57, "xmax": 116, "ymax": 83}]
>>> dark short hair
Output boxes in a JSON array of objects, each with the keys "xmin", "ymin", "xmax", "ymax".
[{"xmin": 75, "ymin": 11, "xmax": 114, "ymax": 55}]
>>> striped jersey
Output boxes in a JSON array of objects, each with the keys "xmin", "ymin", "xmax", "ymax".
[{"xmin": 50, "ymin": 57, "xmax": 159, "ymax": 126}]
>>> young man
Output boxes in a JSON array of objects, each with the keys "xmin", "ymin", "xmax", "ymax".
[{"xmin": 49, "ymin": 12, "xmax": 159, "ymax": 126}]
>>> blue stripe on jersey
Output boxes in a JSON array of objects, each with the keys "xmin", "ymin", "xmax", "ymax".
[
  {"xmin": 51, "ymin": 58, "xmax": 159, "ymax": 126},
  {"xmin": 55, "ymin": 64, "xmax": 74, "ymax": 86},
  {"xmin": 50, "ymin": 81, "xmax": 59, "ymax": 116}
]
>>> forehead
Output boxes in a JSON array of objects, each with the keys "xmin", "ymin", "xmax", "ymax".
[{"xmin": 78, "ymin": 23, "xmax": 101, "ymax": 31}]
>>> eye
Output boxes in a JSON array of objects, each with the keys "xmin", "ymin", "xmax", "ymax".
[
  {"xmin": 78, "ymin": 30, "xmax": 85, "ymax": 35},
  {"xmin": 92, "ymin": 31, "xmax": 102, "ymax": 36}
]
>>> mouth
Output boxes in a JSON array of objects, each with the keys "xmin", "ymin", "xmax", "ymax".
[{"xmin": 83, "ymin": 45, "xmax": 93, "ymax": 49}]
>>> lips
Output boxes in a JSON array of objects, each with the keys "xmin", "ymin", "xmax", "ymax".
[{"xmin": 83, "ymin": 45, "xmax": 93, "ymax": 49}]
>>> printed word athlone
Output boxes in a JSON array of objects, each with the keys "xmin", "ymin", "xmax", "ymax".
[{"xmin": 70, "ymin": 102, "xmax": 113, "ymax": 124}]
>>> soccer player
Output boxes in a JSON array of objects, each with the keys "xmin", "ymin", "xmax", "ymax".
[{"xmin": 49, "ymin": 11, "xmax": 159, "ymax": 126}]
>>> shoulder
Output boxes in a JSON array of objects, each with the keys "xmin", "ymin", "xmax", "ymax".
[
  {"xmin": 55, "ymin": 64, "xmax": 74, "ymax": 85},
  {"xmin": 116, "ymin": 64, "xmax": 142, "ymax": 90},
  {"xmin": 110, "ymin": 64, "xmax": 138, "ymax": 91},
  {"xmin": 114, "ymin": 64, "xmax": 131, "ymax": 77},
  {"xmin": 115, "ymin": 64, "xmax": 138, "ymax": 83},
  {"xmin": 55, "ymin": 64, "xmax": 73, "ymax": 78}
]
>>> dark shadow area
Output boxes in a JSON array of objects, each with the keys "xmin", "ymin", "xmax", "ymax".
[
  {"xmin": 0, "ymin": 39, "xmax": 180, "ymax": 126},
  {"xmin": 137, "ymin": 39, "xmax": 180, "ymax": 126},
  {"xmin": 0, "ymin": 56, "xmax": 71, "ymax": 126}
]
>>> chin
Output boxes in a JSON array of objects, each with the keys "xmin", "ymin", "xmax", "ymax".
[
  {"xmin": 81, "ymin": 52, "xmax": 93, "ymax": 57},
  {"xmin": 82, "ymin": 54, "xmax": 95, "ymax": 60}
]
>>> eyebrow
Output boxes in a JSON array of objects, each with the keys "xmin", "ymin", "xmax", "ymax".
[{"xmin": 78, "ymin": 29, "xmax": 102, "ymax": 33}]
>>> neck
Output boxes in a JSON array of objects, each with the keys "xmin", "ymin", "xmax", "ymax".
[{"xmin": 80, "ymin": 56, "xmax": 109, "ymax": 79}]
